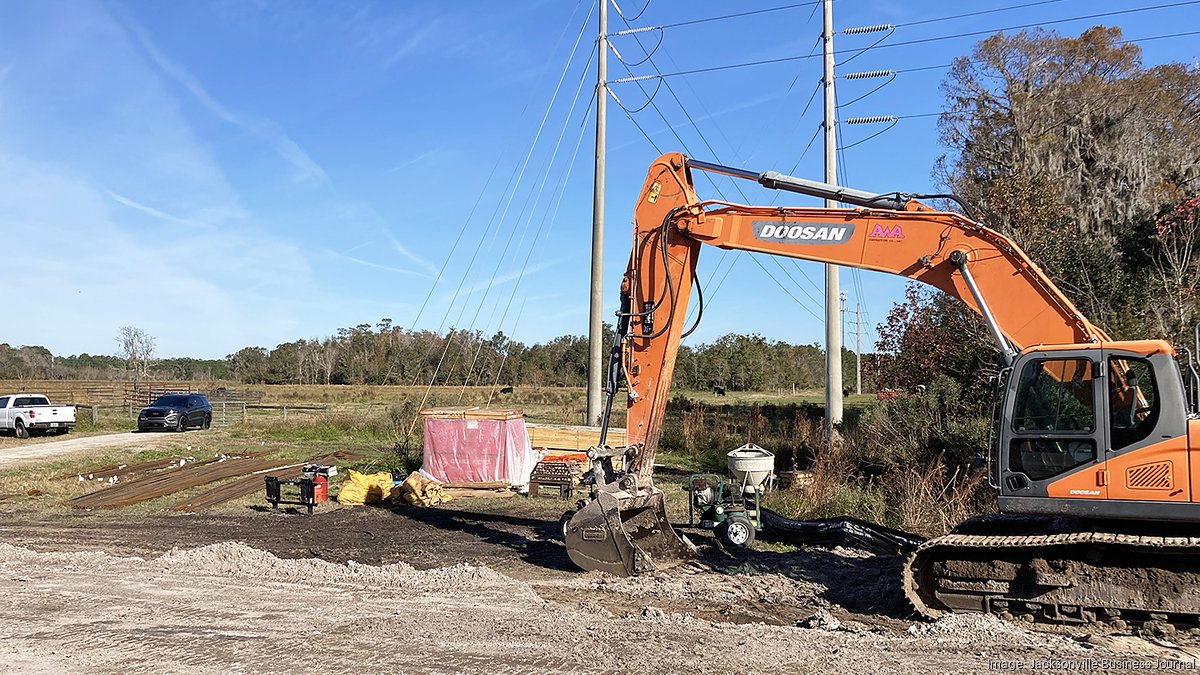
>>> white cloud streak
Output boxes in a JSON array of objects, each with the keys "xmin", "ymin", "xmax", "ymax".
[
  {"xmin": 106, "ymin": 190, "xmax": 194, "ymax": 225},
  {"xmin": 328, "ymin": 249, "xmax": 435, "ymax": 279},
  {"xmin": 381, "ymin": 227, "xmax": 440, "ymax": 277},
  {"xmin": 118, "ymin": 15, "xmax": 329, "ymax": 186}
]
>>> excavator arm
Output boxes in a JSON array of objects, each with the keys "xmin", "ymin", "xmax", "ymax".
[
  {"xmin": 621, "ymin": 152, "xmax": 1108, "ymax": 476},
  {"xmin": 564, "ymin": 152, "xmax": 1111, "ymax": 577}
]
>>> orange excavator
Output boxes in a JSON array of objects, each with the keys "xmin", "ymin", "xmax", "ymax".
[{"xmin": 563, "ymin": 152, "xmax": 1200, "ymax": 628}]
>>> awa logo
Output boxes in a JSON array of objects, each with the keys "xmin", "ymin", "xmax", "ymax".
[
  {"xmin": 752, "ymin": 220, "xmax": 854, "ymax": 245},
  {"xmin": 869, "ymin": 223, "xmax": 904, "ymax": 239}
]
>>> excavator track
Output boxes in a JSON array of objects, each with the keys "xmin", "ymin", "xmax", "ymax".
[{"xmin": 903, "ymin": 515, "xmax": 1200, "ymax": 631}]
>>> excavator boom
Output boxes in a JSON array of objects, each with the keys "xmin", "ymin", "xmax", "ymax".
[
  {"xmin": 620, "ymin": 153, "xmax": 1108, "ymax": 476},
  {"xmin": 565, "ymin": 153, "xmax": 1199, "ymax": 630}
]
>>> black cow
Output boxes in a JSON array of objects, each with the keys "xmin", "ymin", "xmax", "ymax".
[
  {"xmin": 499, "ymin": 386, "xmax": 514, "ymax": 394},
  {"xmin": 713, "ymin": 386, "xmax": 726, "ymax": 396}
]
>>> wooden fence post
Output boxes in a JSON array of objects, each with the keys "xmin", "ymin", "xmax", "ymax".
[
  {"xmin": 242, "ymin": 403, "xmax": 247, "ymax": 424},
  {"xmin": 91, "ymin": 405, "xmax": 97, "ymax": 424}
]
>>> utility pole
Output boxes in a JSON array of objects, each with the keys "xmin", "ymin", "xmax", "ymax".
[
  {"xmin": 822, "ymin": 0, "xmax": 843, "ymax": 433},
  {"xmin": 841, "ymin": 295, "xmax": 863, "ymax": 396},
  {"xmin": 586, "ymin": 0, "xmax": 607, "ymax": 427}
]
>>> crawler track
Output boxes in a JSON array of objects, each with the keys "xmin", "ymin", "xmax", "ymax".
[{"xmin": 903, "ymin": 515, "xmax": 1200, "ymax": 631}]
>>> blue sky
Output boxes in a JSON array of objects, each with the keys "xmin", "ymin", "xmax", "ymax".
[{"xmin": 3, "ymin": 0, "xmax": 1198, "ymax": 360}]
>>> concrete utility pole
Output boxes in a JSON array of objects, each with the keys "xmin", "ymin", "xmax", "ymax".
[
  {"xmin": 822, "ymin": 0, "xmax": 843, "ymax": 430},
  {"xmin": 842, "ymin": 295, "xmax": 863, "ymax": 396},
  {"xmin": 586, "ymin": 0, "xmax": 607, "ymax": 426}
]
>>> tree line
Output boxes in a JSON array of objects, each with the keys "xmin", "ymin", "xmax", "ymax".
[{"xmin": 0, "ymin": 324, "xmax": 864, "ymax": 392}]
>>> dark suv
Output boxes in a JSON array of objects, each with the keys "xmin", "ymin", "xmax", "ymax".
[{"xmin": 137, "ymin": 394, "xmax": 212, "ymax": 432}]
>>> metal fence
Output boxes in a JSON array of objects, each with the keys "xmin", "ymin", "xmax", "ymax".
[{"xmin": 78, "ymin": 403, "xmax": 330, "ymax": 428}]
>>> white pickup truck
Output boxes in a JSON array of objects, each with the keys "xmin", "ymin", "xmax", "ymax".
[{"xmin": 0, "ymin": 394, "xmax": 76, "ymax": 438}]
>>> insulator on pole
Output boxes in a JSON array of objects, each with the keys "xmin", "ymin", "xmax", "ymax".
[
  {"xmin": 845, "ymin": 115, "xmax": 896, "ymax": 125},
  {"xmin": 844, "ymin": 69, "xmax": 895, "ymax": 80},
  {"xmin": 843, "ymin": 23, "xmax": 894, "ymax": 35}
]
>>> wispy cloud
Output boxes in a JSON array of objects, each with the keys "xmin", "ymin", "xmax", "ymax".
[
  {"xmin": 381, "ymin": 227, "xmax": 439, "ymax": 277},
  {"xmin": 106, "ymin": 190, "xmax": 194, "ymax": 225},
  {"xmin": 329, "ymin": 248, "xmax": 435, "ymax": 279},
  {"xmin": 452, "ymin": 259, "xmax": 560, "ymax": 299},
  {"xmin": 117, "ymin": 14, "xmax": 328, "ymax": 186},
  {"xmin": 609, "ymin": 92, "xmax": 786, "ymax": 154},
  {"xmin": 386, "ymin": 146, "xmax": 446, "ymax": 174},
  {"xmin": 380, "ymin": 23, "xmax": 438, "ymax": 69}
]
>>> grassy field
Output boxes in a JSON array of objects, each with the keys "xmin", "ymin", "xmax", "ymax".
[{"xmin": 0, "ymin": 381, "xmax": 984, "ymax": 537}]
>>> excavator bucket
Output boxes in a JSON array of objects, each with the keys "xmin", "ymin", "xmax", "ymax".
[{"xmin": 563, "ymin": 483, "xmax": 694, "ymax": 577}]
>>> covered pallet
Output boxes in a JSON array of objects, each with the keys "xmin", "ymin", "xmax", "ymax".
[{"xmin": 420, "ymin": 407, "xmax": 537, "ymax": 488}]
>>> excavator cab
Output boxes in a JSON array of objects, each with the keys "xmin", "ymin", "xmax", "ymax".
[{"xmin": 562, "ymin": 445, "xmax": 694, "ymax": 577}]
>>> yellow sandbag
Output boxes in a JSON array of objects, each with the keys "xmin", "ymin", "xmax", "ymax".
[{"xmin": 337, "ymin": 470, "xmax": 394, "ymax": 505}]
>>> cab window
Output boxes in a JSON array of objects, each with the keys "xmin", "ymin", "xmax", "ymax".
[
  {"xmin": 1109, "ymin": 357, "xmax": 1158, "ymax": 451},
  {"xmin": 1011, "ymin": 358, "xmax": 1096, "ymax": 432}
]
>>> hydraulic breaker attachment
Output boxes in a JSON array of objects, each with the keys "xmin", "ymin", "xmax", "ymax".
[{"xmin": 563, "ymin": 446, "xmax": 694, "ymax": 577}]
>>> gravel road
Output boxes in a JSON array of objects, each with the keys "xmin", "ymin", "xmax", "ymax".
[{"xmin": 0, "ymin": 431, "xmax": 171, "ymax": 467}]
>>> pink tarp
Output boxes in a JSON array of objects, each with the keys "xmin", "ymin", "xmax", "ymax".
[{"xmin": 421, "ymin": 417, "xmax": 538, "ymax": 487}]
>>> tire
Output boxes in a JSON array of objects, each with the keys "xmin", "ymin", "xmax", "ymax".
[
  {"xmin": 559, "ymin": 509, "xmax": 578, "ymax": 542},
  {"xmin": 14, "ymin": 419, "xmax": 28, "ymax": 439},
  {"xmin": 717, "ymin": 514, "xmax": 756, "ymax": 548},
  {"xmin": 176, "ymin": 415, "xmax": 187, "ymax": 433},
  {"xmin": 202, "ymin": 413, "xmax": 211, "ymax": 430}
]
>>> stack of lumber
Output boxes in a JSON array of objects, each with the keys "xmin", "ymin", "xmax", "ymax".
[
  {"xmin": 526, "ymin": 424, "xmax": 626, "ymax": 451},
  {"xmin": 419, "ymin": 406, "xmax": 523, "ymax": 420},
  {"xmin": 438, "ymin": 481, "xmax": 515, "ymax": 499}
]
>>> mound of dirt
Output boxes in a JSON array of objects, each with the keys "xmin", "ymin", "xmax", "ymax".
[{"xmin": 154, "ymin": 541, "xmax": 539, "ymax": 600}]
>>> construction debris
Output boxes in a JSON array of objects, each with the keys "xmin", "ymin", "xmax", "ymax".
[
  {"xmin": 170, "ymin": 468, "xmax": 303, "ymax": 512},
  {"xmin": 396, "ymin": 471, "xmax": 452, "ymax": 506},
  {"xmin": 66, "ymin": 456, "xmax": 213, "ymax": 483},
  {"xmin": 71, "ymin": 455, "xmax": 289, "ymax": 509},
  {"xmin": 171, "ymin": 452, "xmax": 358, "ymax": 512}
]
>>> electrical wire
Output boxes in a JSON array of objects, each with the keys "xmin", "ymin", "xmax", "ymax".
[
  {"xmin": 610, "ymin": 0, "xmax": 651, "ymax": 23},
  {"xmin": 458, "ymin": 44, "xmax": 599, "ymax": 399},
  {"xmin": 611, "ymin": 1, "xmax": 824, "ymax": 36},
  {"xmin": 406, "ymin": 4, "xmax": 595, "ymax": 426},
  {"xmin": 896, "ymin": 0, "xmax": 1071, "ymax": 27},
  {"xmin": 611, "ymin": 4, "xmax": 1200, "ymax": 83}
]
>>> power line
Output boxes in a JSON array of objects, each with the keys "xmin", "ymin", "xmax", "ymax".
[
  {"xmin": 896, "ymin": 0, "xmax": 1071, "ymax": 28},
  {"xmin": 610, "ymin": 11, "xmax": 753, "ymax": 202},
  {"xmin": 871, "ymin": 1, "xmax": 1200, "ymax": 52},
  {"xmin": 612, "ymin": 1, "xmax": 824, "ymax": 36},
  {"xmin": 610, "ymin": 0, "xmax": 1070, "ymax": 36},
  {"xmin": 611, "ymin": 7, "xmax": 1200, "ymax": 84}
]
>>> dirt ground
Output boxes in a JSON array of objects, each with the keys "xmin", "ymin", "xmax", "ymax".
[
  {"xmin": 1, "ymin": 431, "xmax": 1195, "ymax": 673},
  {"xmin": 1, "ymin": 499, "xmax": 1197, "ymax": 674}
]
